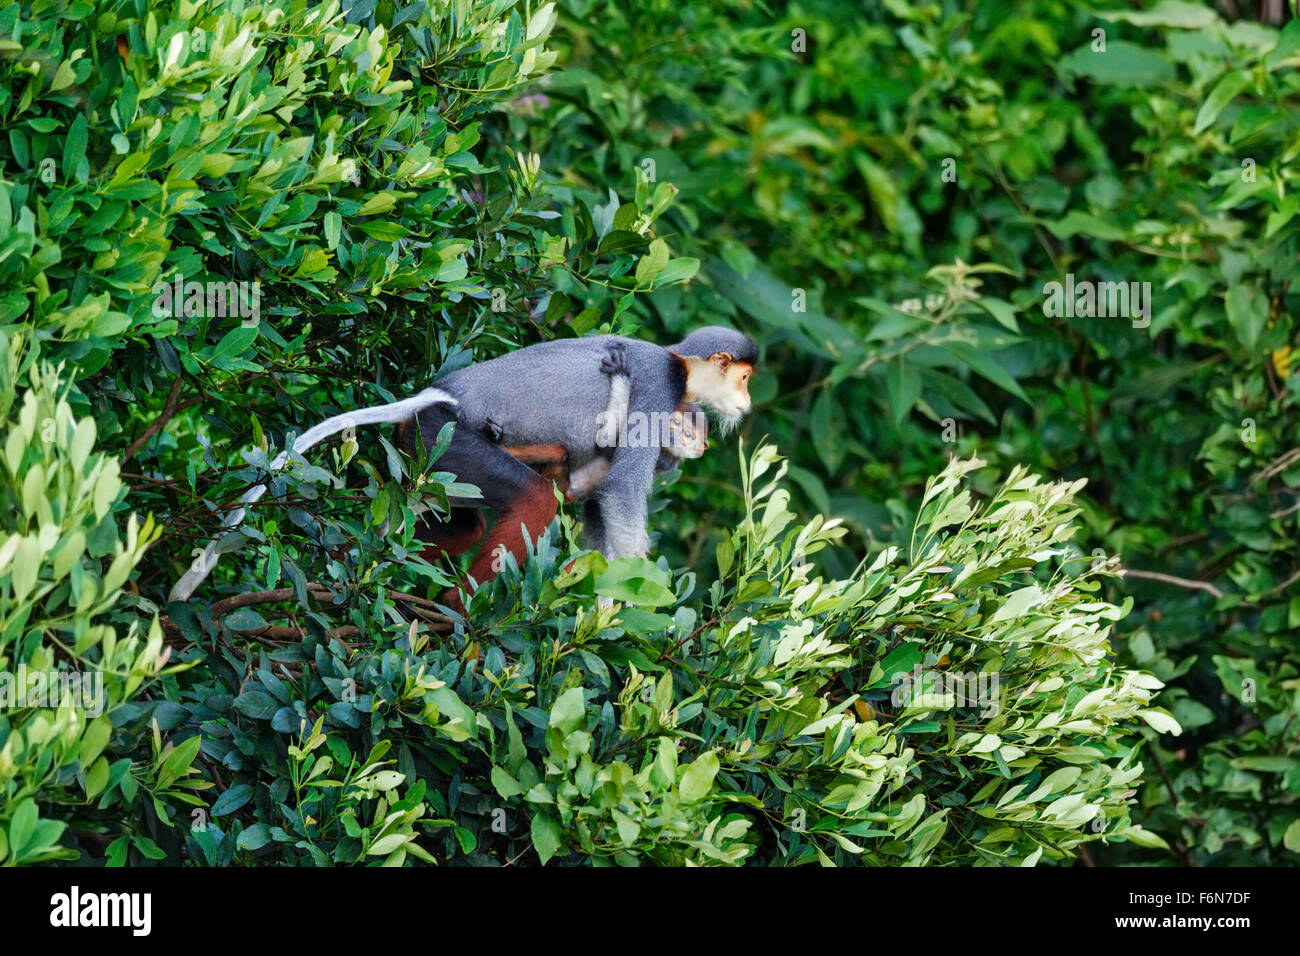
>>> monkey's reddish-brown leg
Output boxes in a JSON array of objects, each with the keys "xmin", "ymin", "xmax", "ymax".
[
  {"xmin": 418, "ymin": 510, "xmax": 485, "ymax": 556},
  {"xmin": 400, "ymin": 406, "xmax": 569, "ymax": 616},
  {"xmin": 445, "ymin": 472, "xmax": 558, "ymax": 615}
]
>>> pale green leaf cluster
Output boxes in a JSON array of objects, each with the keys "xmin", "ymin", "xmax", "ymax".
[
  {"xmin": 472, "ymin": 443, "xmax": 1174, "ymax": 865},
  {"xmin": 0, "ymin": 334, "xmax": 199, "ymax": 865}
]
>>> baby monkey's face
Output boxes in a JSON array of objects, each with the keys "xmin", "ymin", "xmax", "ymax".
[{"xmin": 667, "ymin": 406, "xmax": 709, "ymax": 459}]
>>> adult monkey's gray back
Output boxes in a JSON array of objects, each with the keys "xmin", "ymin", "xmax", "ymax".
[{"xmin": 427, "ymin": 325, "xmax": 758, "ymax": 559}]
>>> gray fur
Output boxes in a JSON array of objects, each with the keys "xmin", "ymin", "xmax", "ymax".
[
  {"xmin": 431, "ymin": 327, "xmax": 752, "ymax": 560},
  {"xmin": 668, "ymin": 327, "xmax": 758, "ymax": 364},
  {"xmin": 433, "ymin": 336, "xmax": 675, "ymax": 472},
  {"xmin": 173, "ymin": 327, "xmax": 754, "ymax": 604}
]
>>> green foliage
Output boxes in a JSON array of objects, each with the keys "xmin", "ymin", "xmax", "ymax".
[
  {"xmin": 8, "ymin": 0, "xmax": 1284, "ymax": 866},
  {"xmin": 138, "ymin": 444, "xmax": 1165, "ymax": 866},
  {"xmin": 0, "ymin": 332, "xmax": 201, "ymax": 865},
  {"xmin": 1, "ymin": 0, "xmax": 558, "ymax": 368}
]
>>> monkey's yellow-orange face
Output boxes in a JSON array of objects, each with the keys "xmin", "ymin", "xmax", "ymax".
[
  {"xmin": 681, "ymin": 352, "xmax": 754, "ymax": 432},
  {"xmin": 726, "ymin": 360, "xmax": 754, "ymax": 406}
]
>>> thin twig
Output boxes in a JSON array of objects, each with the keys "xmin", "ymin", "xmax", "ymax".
[
  {"xmin": 123, "ymin": 378, "xmax": 203, "ymax": 462},
  {"xmin": 1262, "ymin": 566, "xmax": 1300, "ymax": 599},
  {"xmin": 1119, "ymin": 567, "xmax": 1223, "ymax": 599},
  {"xmin": 209, "ymin": 583, "xmax": 454, "ymax": 629},
  {"xmin": 211, "ymin": 585, "xmax": 337, "ymax": 617},
  {"xmin": 1253, "ymin": 446, "xmax": 1300, "ymax": 486}
]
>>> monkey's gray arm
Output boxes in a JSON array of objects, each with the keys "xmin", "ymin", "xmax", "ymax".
[
  {"xmin": 169, "ymin": 387, "xmax": 455, "ymax": 603},
  {"xmin": 583, "ymin": 498, "xmax": 609, "ymax": 555},
  {"xmin": 594, "ymin": 443, "xmax": 661, "ymax": 558},
  {"xmin": 590, "ymin": 375, "xmax": 678, "ymax": 559}
]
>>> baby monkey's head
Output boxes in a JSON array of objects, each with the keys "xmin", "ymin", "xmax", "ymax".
[{"xmin": 666, "ymin": 403, "xmax": 708, "ymax": 460}]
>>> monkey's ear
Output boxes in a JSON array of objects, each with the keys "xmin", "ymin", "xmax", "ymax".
[{"xmin": 707, "ymin": 351, "xmax": 733, "ymax": 372}]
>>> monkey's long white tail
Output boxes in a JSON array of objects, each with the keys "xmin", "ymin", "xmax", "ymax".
[{"xmin": 168, "ymin": 387, "xmax": 457, "ymax": 604}]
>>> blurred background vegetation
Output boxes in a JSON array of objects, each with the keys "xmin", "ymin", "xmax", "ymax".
[{"xmin": 1, "ymin": 0, "xmax": 1296, "ymax": 865}]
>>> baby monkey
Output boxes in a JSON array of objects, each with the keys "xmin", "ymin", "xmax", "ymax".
[{"xmin": 493, "ymin": 341, "xmax": 708, "ymax": 500}]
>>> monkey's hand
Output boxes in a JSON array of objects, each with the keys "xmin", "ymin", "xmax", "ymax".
[{"xmin": 599, "ymin": 340, "xmax": 630, "ymax": 378}]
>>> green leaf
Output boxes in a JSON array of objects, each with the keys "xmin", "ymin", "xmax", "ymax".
[
  {"xmin": 223, "ymin": 607, "xmax": 267, "ymax": 631},
  {"xmin": 809, "ymin": 389, "xmax": 845, "ymax": 472},
  {"xmin": 989, "ymin": 585, "xmax": 1043, "ymax": 624},
  {"xmin": 974, "ymin": 297, "xmax": 1019, "ymax": 332},
  {"xmin": 158, "ymin": 733, "xmax": 202, "ymax": 788},
  {"xmin": 679, "ymin": 751, "xmax": 719, "ymax": 802},
  {"xmin": 635, "ymin": 237, "xmax": 670, "ymax": 286},
  {"xmin": 530, "ymin": 812, "xmax": 562, "ymax": 864},
  {"xmin": 210, "ymin": 785, "xmax": 254, "ymax": 816},
  {"xmin": 1124, "ymin": 826, "xmax": 1171, "ymax": 850},
  {"xmin": 612, "ymin": 808, "xmax": 640, "ymax": 844},
  {"xmin": 886, "ymin": 356, "xmax": 921, "ymax": 425},
  {"xmin": 1225, "ymin": 284, "xmax": 1268, "ymax": 349},
  {"xmin": 84, "ymin": 757, "xmax": 111, "ymax": 800},
  {"xmin": 872, "ymin": 642, "xmax": 923, "ymax": 689},
  {"xmin": 8, "ymin": 799, "xmax": 37, "ymax": 854},
  {"xmin": 130, "ymin": 835, "xmax": 166, "ymax": 860},
  {"xmin": 1098, "ymin": 1, "xmax": 1217, "ymax": 28},
  {"xmin": 427, "ymin": 686, "xmax": 477, "ymax": 740},
  {"xmin": 716, "ymin": 534, "xmax": 734, "ymax": 577},
  {"xmin": 357, "ymin": 220, "xmax": 408, "ymax": 241},
  {"xmin": 324, "ymin": 211, "xmax": 341, "ymax": 250},
  {"xmin": 1194, "ymin": 71, "xmax": 1250, "ymax": 135},
  {"xmin": 653, "ymin": 256, "xmax": 699, "ymax": 287},
  {"xmin": 595, "ymin": 557, "xmax": 677, "ymax": 607},
  {"xmin": 358, "ymin": 191, "xmax": 399, "ymax": 216},
  {"xmin": 63, "ymin": 114, "xmax": 88, "ymax": 179},
  {"xmin": 1268, "ymin": 19, "xmax": 1300, "ymax": 69},
  {"xmin": 549, "ymin": 687, "xmax": 586, "ymax": 735},
  {"xmin": 1138, "ymin": 709, "xmax": 1183, "ymax": 736},
  {"xmin": 1059, "ymin": 41, "xmax": 1175, "ymax": 89},
  {"xmin": 208, "ymin": 326, "xmax": 258, "ymax": 368},
  {"xmin": 1284, "ymin": 819, "xmax": 1300, "ymax": 853},
  {"xmin": 233, "ymin": 689, "xmax": 279, "ymax": 720},
  {"xmin": 1043, "ymin": 211, "xmax": 1127, "ymax": 242},
  {"xmin": 491, "ymin": 766, "xmax": 524, "ymax": 799},
  {"xmin": 939, "ymin": 341, "xmax": 1030, "ymax": 403},
  {"xmin": 237, "ymin": 823, "xmax": 272, "ymax": 851}
]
